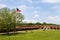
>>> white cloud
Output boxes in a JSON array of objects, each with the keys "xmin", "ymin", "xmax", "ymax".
[
  {"xmin": 51, "ymin": 6, "xmax": 60, "ymax": 11},
  {"xmin": 18, "ymin": 5, "xmax": 40, "ymax": 12},
  {"xmin": 33, "ymin": 10, "xmax": 40, "ymax": 14},
  {"xmin": 0, "ymin": 4, "xmax": 7, "ymax": 8},
  {"xmin": 34, "ymin": 14, "xmax": 39, "ymax": 18},
  {"xmin": 18, "ymin": 5, "xmax": 35, "ymax": 12},
  {"xmin": 23, "ymin": 19, "xmax": 37, "ymax": 23},
  {"xmin": 29, "ymin": 19, "xmax": 37, "ymax": 23},
  {"xmin": 23, "ymin": 19, "xmax": 31, "ymax": 23},
  {"xmin": 23, "ymin": 10, "xmax": 40, "ymax": 23},
  {"xmin": 32, "ymin": 10, "xmax": 40, "ymax": 18},
  {"xmin": 27, "ymin": 0, "xmax": 33, "ymax": 3},
  {"xmin": 41, "ymin": 0, "xmax": 60, "ymax": 3},
  {"xmin": 18, "ymin": 5, "xmax": 28, "ymax": 11},
  {"xmin": 47, "ymin": 16, "xmax": 60, "ymax": 22}
]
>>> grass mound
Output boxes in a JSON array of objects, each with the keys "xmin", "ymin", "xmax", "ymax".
[{"xmin": 0, "ymin": 30, "xmax": 60, "ymax": 40}]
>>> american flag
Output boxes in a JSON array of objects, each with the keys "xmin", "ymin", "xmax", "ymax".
[{"xmin": 16, "ymin": 8, "xmax": 21, "ymax": 12}]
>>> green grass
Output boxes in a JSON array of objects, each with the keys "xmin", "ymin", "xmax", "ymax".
[{"xmin": 0, "ymin": 30, "xmax": 60, "ymax": 40}]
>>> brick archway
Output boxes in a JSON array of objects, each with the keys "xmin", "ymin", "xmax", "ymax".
[{"xmin": 50, "ymin": 27, "xmax": 52, "ymax": 29}]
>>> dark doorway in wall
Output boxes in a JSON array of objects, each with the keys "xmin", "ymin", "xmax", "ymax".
[
  {"xmin": 57, "ymin": 27, "xmax": 59, "ymax": 29},
  {"xmin": 50, "ymin": 27, "xmax": 52, "ymax": 29},
  {"xmin": 54, "ymin": 27, "xmax": 56, "ymax": 29},
  {"xmin": 41, "ymin": 27, "xmax": 43, "ymax": 29}
]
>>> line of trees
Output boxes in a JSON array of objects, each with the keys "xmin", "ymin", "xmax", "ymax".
[
  {"xmin": 19, "ymin": 22, "xmax": 57, "ymax": 26},
  {"xmin": 0, "ymin": 8, "xmax": 24, "ymax": 34}
]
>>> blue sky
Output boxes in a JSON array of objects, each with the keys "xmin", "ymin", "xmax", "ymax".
[{"xmin": 0, "ymin": 0, "xmax": 60, "ymax": 24}]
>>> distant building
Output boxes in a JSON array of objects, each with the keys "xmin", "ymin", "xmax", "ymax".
[
  {"xmin": 39, "ymin": 25, "xmax": 60, "ymax": 30},
  {"xmin": 16, "ymin": 25, "xmax": 60, "ymax": 30}
]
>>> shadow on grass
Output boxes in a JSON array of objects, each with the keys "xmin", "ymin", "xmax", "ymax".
[{"xmin": 0, "ymin": 32, "xmax": 27, "ymax": 36}]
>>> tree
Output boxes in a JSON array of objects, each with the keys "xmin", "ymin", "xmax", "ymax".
[
  {"xmin": 11, "ymin": 9, "xmax": 24, "ymax": 33},
  {"xmin": 28, "ymin": 23, "xmax": 34, "ymax": 26},
  {"xmin": 43, "ymin": 22, "xmax": 47, "ymax": 25},
  {"xmin": 0, "ymin": 8, "xmax": 24, "ymax": 33},
  {"xmin": 35, "ymin": 22, "xmax": 42, "ymax": 25}
]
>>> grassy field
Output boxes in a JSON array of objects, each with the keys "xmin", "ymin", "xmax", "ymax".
[{"xmin": 0, "ymin": 30, "xmax": 60, "ymax": 40}]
